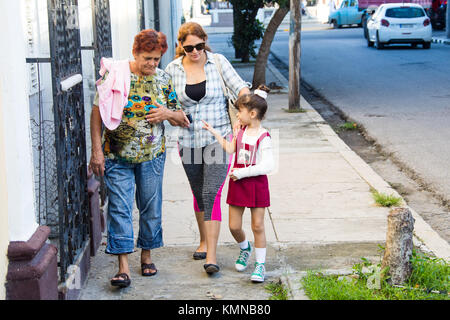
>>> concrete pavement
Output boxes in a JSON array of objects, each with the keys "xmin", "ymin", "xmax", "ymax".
[{"xmin": 79, "ymin": 39, "xmax": 450, "ymax": 302}]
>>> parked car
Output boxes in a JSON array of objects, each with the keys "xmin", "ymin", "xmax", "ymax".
[
  {"xmin": 327, "ymin": 0, "xmax": 431, "ymax": 32},
  {"xmin": 366, "ymin": 3, "xmax": 432, "ymax": 49}
]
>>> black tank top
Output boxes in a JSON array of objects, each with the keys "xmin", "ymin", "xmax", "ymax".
[{"xmin": 185, "ymin": 80, "xmax": 206, "ymax": 102}]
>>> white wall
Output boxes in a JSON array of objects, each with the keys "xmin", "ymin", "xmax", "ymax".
[
  {"xmin": 0, "ymin": 84, "xmax": 9, "ymax": 301},
  {"xmin": 110, "ymin": 0, "xmax": 140, "ymax": 60},
  {"xmin": 0, "ymin": 0, "xmax": 38, "ymax": 242}
]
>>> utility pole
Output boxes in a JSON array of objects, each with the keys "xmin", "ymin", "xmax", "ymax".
[
  {"xmin": 289, "ymin": 0, "xmax": 301, "ymax": 111},
  {"xmin": 447, "ymin": 3, "xmax": 450, "ymax": 38}
]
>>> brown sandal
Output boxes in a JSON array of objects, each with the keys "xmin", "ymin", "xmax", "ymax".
[
  {"xmin": 110, "ymin": 273, "xmax": 131, "ymax": 288},
  {"xmin": 141, "ymin": 263, "xmax": 157, "ymax": 277}
]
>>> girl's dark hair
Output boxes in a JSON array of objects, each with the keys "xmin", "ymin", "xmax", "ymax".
[{"xmin": 235, "ymin": 85, "xmax": 270, "ymax": 120}]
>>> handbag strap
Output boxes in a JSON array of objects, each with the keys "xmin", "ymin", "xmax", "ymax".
[{"xmin": 214, "ymin": 54, "xmax": 231, "ymax": 99}]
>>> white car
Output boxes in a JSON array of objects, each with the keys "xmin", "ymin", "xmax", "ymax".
[{"xmin": 366, "ymin": 3, "xmax": 432, "ymax": 49}]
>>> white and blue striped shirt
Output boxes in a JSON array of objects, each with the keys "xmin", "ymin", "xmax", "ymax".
[{"xmin": 165, "ymin": 51, "xmax": 249, "ymax": 148}]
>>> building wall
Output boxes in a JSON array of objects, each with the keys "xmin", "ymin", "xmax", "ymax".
[
  {"xmin": 110, "ymin": 0, "xmax": 140, "ymax": 60},
  {"xmin": 0, "ymin": 86, "xmax": 9, "ymax": 301},
  {"xmin": 159, "ymin": 0, "xmax": 183, "ymax": 68},
  {"xmin": 1, "ymin": 0, "xmax": 39, "ymax": 299},
  {"xmin": 0, "ymin": 0, "xmax": 38, "ymax": 243},
  {"xmin": 109, "ymin": 0, "xmax": 182, "ymax": 68}
]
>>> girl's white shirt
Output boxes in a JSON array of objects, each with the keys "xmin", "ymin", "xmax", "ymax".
[{"xmin": 233, "ymin": 127, "xmax": 274, "ymax": 180}]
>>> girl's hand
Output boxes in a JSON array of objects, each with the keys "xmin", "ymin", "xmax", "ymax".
[
  {"xmin": 232, "ymin": 120, "xmax": 241, "ymax": 138},
  {"xmin": 229, "ymin": 168, "xmax": 239, "ymax": 181},
  {"xmin": 202, "ymin": 120, "xmax": 216, "ymax": 135}
]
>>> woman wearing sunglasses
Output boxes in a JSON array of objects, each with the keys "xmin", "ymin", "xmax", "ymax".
[{"xmin": 165, "ymin": 22, "xmax": 250, "ymax": 275}]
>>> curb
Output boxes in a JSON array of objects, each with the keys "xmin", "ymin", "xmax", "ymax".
[{"xmin": 432, "ymin": 37, "xmax": 450, "ymax": 45}]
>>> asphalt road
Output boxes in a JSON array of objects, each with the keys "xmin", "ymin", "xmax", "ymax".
[{"xmin": 269, "ymin": 27, "xmax": 450, "ymax": 202}]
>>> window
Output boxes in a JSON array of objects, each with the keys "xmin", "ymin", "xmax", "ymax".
[{"xmin": 385, "ymin": 7, "xmax": 425, "ymax": 18}]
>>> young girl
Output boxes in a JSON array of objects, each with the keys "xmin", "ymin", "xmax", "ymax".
[{"xmin": 202, "ymin": 85, "xmax": 274, "ymax": 282}]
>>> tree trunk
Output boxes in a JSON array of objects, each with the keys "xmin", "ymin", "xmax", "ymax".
[
  {"xmin": 289, "ymin": 0, "xmax": 301, "ymax": 111},
  {"xmin": 381, "ymin": 207, "xmax": 415, "ymax": 285},
  {"xmin": 252, "ymin": 6, "xmax": 289, "ymax": 89}
]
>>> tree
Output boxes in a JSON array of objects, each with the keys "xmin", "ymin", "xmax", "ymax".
[
  {"xmin": 252, "ymin": 0, "xmax": 290, "ymax": 88},
  {"xmin": 230, "ymin": 0, "xmax": 265, "ymax": 62},
  {"xmin": 288, "ymin": 0, "xmax": 301, "ymax": 111}
]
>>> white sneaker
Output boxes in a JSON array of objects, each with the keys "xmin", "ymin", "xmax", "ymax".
[
  {"xmin": 251, "ymin": 262, "xmax": 265, "ymax": 283},
  {"xmin": 235, "ymin": 242, "xmax": 252, "ymax": 272}
]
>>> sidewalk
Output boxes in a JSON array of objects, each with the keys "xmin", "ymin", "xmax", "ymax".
[
  {"xmin": 432, "ymin": 30, "xmax": 450, "ymax": 45},
  {"xmin": 79, "ymin": 43, "xmax": 450, "ymax": 302}
]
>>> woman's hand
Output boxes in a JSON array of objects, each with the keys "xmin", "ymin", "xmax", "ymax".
[
  {"xmin": 145, "ymin": 101, "xmax": 170, "ymax": 124},
  {"xmin": 180, "ymin": 111, "xmax": 191, "ymax": 128},
  {"xmin": 89, "ymin": 149, "xmax": 105, "ymax": 177}
]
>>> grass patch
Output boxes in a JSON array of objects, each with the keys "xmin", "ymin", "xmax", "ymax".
[
  {"xmin": 338, "ymin": 122, "xmax": 358, "ymax": 131},
  {"xmin": 265, "ymin": 279, "xmax": 289, "ymax": 300},
  {"xmin": 371, "ymin": 189, "xmax": 403, "ymax": 207},
  {"xmin": 300, "ymin": 248, "xmax": 449, "ymax": 300}
]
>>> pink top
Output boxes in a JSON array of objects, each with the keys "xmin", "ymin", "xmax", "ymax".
[{"xmin": 95, "ymin": 58, "xmax": 131, "ymax": 130}]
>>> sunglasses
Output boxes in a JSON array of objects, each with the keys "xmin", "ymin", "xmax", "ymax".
[{"xmin": 183, "ymin": 42, "xmax": 206, "ymax": 53}]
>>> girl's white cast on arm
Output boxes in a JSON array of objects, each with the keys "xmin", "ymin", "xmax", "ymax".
[{"xmin": 232, "ymin": 136, "xmax": 274, "ymax": 180}]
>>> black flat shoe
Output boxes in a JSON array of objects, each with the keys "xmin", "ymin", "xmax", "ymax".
[
  {"xmin": 110, "ymin": 273, "xmax": 131, "ymax": 288},
  {"xmin": 204, "ymin": 264, "xmax": 220, "ymax": 275},
  {"xmin": 141, "ymin": 263, "xmax": 157, "ymax": 277},
  {"xmin": 193, "ymin": 251, "xmax": 207, "ymax": 260}
]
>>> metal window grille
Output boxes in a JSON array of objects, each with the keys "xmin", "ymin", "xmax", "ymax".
[{"xmin": 47, "ymin": 0, "xmax": 89, "ymax": 282}]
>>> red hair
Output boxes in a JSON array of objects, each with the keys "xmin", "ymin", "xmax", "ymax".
[{"xmin": 133, "ymin": 29, "xmax": 168, "ymax": 56}]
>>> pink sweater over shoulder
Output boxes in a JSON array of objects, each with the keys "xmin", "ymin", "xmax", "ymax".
[{"xmin": 95, "ymin": 57, "xmax": 131, "ymax": 130}]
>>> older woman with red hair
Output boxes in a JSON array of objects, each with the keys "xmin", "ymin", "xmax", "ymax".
[{"xmin": 89, "ymin": 29, "xmax": 189, "ymax": 288}]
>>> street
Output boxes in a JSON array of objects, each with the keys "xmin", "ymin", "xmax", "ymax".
[{"xmin": 269, "ymin": 26, "xmax": 450, "ymax": 210}]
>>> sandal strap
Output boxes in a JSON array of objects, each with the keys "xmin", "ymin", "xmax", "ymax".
[
  {"xmin": 113, "ymin": 273, "xmax": 129, "ymax": 280},
  {"xmin": 141, "ymin": 263, "xmax": 156, "ymax": 270}
]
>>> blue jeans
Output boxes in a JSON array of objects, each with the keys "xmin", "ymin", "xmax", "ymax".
[{"xmin": 104, "ymin": 152, "xmax": 166, "ymax": 254}]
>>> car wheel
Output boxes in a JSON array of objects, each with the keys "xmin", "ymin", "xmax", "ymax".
[
  {"xmin": 376, "ymin": 32, "xmax": 384, "ymax": 50},
  {"xmin": 362, "ymin": 16, "xmax": 368, "ymax": 39},
  {"xmin": 333, "ymin": 20, "xmax": 340, "ymax": 29},
  {"xmin": 367, "ymin": 36, "xmax": 374, "ymax": 47},
  {"xmin": 423, "ymin": 42, "xmax": 431, "ymax": 49},
  {"xmin": 411, "ymin": 43, "xmax": 417, "ymax": 48}
]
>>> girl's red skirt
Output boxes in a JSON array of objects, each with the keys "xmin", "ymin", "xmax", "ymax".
[{"xmin": 227, "ymin": 174, "xmax": 270, "ymax": 208}]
